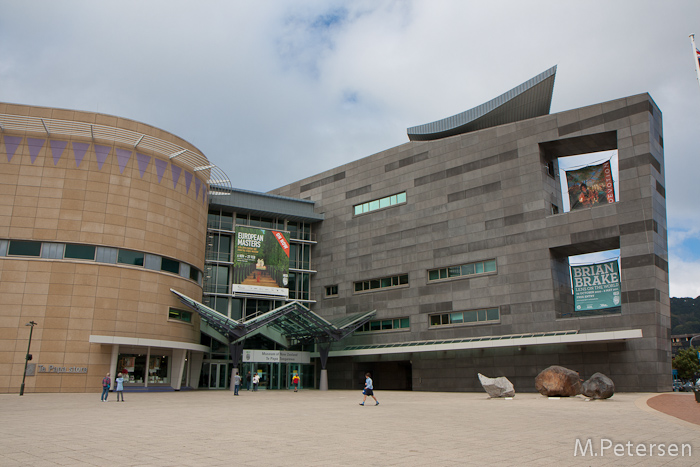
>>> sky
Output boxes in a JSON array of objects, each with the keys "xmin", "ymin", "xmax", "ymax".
[{"xmin": 1, "ymin": 1, "xmax": 699, "ymax": 297}]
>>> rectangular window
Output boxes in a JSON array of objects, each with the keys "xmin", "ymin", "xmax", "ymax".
[
  {"xmin": 168, "ymin": 308, "xmax": 192, "ymax": 323},
  {"xmin": 118, "ymin": 249, "xmax": 144, "ymax": 266},
  {"xmin": 64, "ymin": 244, "xmax": 95, "ymax": 260},
  {"xmin": 161, "ymin": 258, "xmax": 180, "ymax": 274},
  {"xmin": 8, "ymin": 240, "xmax": 41, "ymax": 257},
  {"xmin": 354, "ymin": 317, "xmax": 411, "ymax": 333},
  {"xmin": 325, "ymin": 285, "xmax": 338, "ymax": 297},
  {"xmin": 353, "ymin": 192, "xmax": 407, "ymax": 216},
  {"xmin": 429, "ymin": 308, "xmax": 500, "ymax": 327},
  {"xmin": 428, "ymin": 259, "xmax": 497, "ymax": 282},
  {"xmin": 354, "ymin": 274, "xmax": 408, "ymax": 293},
  {"xmin": 189, "ymin": 267, "xmax": 200, "ymax": 283}
]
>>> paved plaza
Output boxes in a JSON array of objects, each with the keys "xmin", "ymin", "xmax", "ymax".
[{"xmin": 1, "ymin": 390, "xmax": 699, "ymax": 466}]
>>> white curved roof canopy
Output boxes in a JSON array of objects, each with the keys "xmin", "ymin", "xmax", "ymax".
[{"xmin": 407, "ymin": 65, "xmax": 557, "ymax": 141}]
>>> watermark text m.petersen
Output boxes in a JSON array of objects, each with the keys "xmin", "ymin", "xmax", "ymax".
[{"xmin": 574, "ymin": 439, "xmax": 692, "ymax": 458}]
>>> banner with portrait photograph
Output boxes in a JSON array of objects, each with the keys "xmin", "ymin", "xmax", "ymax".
[{"xmin": 565, "ymin": 160, "xmax": 615, "ymax": 211}]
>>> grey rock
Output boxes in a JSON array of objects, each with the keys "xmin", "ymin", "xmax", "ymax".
[
  {"xmin": 478, "ymin": 373, "xmax": 515, "ymax": 397},
  {"xmin": 582, "ymin": 372, "xmax": 615, "ymax": 399}
]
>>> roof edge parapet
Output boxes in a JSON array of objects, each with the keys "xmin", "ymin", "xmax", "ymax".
[{"xmin": 407, "ymin": 65, "xmax": 557, "ymax": 141}]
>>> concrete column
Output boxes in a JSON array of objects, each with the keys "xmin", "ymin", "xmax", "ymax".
[
  {"xmin": 171, "ymin": 349, "xmax": 187, "ymax": 390},
  {"xmin": 188, "ymin": 351, "xmax": 204, "ymax": 389},
  {"xmin": 109, "ymin": 344, "xmax": 119, "ymax": 391},
  {"xmin": 319, "ymin": 369, "xmax": 328, "ymax": 391}
]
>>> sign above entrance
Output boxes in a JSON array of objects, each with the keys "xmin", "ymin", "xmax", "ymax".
[{"xmin": 243, "ymin": 350, "xmax": 310, "ymax": 364}]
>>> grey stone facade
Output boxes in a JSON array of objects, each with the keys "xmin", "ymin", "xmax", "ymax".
[{"xmin": 271, "ymin": 93, "xmax": 670, "ymax": 393}]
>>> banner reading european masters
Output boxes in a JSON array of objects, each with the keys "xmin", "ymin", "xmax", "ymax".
[
  {"xmin": 233, "ymin": 226, "xmax": 290, "ymax": 297},
  {"xmin": 571, "ymin": 260, "xmax": 621, "ymax": 311},
  {"xmin": 565, "ymin": 160, "xmax": 615, "ymax": 211}
]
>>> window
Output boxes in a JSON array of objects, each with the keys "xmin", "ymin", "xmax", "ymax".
[
  {"xmin": 357, "ymin": 317, "xmax": 410, "ymax": 333},
  {"xmin": 8, "ymin": 240, "xmax": 41, "ymax": 257},
  {"xmin": 428, "ymin": 259, "xmax": 496, "ymax": 282},
  {"xmin": 118, "ymin": 249, "xmax": 144, "ymax": 266},
  {"xmin": 325, "ymin": 285, "xmax": 338, "ymax": 297},
  {"xmin": 354, "ymin": 274, "xmax": 408, "ymax": 293},
  {"xmin": 168, "ymin": 308, "xmax": 192, "ymax": 324},
  {"xmin": 161, "ymin": 258, "xmax": 180, "ymax": 274},
  {"xmin": 546, "ymin": 160, "xmax": 556, "ymax": 178},
  {"xmin": 551, "ymin": 204, "xmax": 559, "ymax": 215},
  {"xmin": 429, "ymin": 308, "xmax": 500, "ymax": 327},
  {"xmin": 65, "ymin": 244, "xmax": 95, "ymax": 260},
  {"xmin": 354, "ymin": 192, "xmax": 407, "ymax": 216},
  {"xmin": 290, "ymin": 243, "xmax": 311, "ymax": 269},
  {"xmin": 189, "ymin": 267, "xmax": 200, "ymax": 283}
]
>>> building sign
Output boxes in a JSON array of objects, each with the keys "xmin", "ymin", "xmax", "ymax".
[
  {"xmin": 232, "ymin": 226, "xmax": 290, "ymax": 297},
  {"xmin": 565, "ymin": 161, "xmax": 615, "ymax": 211},
  {"xmin": 37, "ymin": 365, "xmax": 88, "ymax": 374},
  {"xmin": 571, "ymin": 260, "xmax": 621, "ymax": 311},
  {"xmin": 242, "ymin": 350, "xmax": 310, "ymax": 364}
]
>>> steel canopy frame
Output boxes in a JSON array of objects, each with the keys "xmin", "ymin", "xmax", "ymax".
[{"xmin": 170, "ymin": 289, "xmax": 376, "ymax": 373}]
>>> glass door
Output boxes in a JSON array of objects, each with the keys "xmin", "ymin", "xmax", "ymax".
[{"xmin": 208, "ymin": 363, "xmax": 229, "ymax": 389}]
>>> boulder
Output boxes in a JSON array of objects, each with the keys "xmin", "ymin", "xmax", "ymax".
[
  {"xmin": 478, "ymin": 373, "xmax": 515, "ymax": 398},
  {"xmin": 582, "ymin": 372, "xmax": 615, "ymax": 399},
  {"xmin": 535, "ymin": 365, "xmax": 582, "ymax": 397}
]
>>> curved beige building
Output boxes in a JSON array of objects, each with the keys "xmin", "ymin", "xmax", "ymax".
[{"xmin": 0, "ymin": 103, "xmax": 211, "ymax": 393}]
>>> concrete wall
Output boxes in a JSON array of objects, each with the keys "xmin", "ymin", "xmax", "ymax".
[{"xmin": 272, "ymin": 93, "xmax": 671, "ymax": 392}]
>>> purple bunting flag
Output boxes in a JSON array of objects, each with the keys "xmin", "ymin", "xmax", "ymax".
[
  {"xmin": 3, "ymin": 136, "xmax": 22, "ymax": 162},
  {"xmin": 27, "ymin": 138, "xmax": 46, "ymax": 163},
  {"xmin": 171, "ymin": 164, "xmax": 182, "ymax": 190},
  {"xmin": 136, "ymin": 152, "xmax": 151, "ymax": 178},
  {"xmin": 154, "ymin": 158, "xmax": 168, "ymax": 183},
  {"xmin": 184, "ymin": 171, "xmax": 193, "ymax": 193},
  {"xmin": 72, "ymin": 142, "xmax": 90, "ymax": 168},
  {"xmin": 50, "ymin": 140, "xmax": 68, "ymax": 166},
  {"xmin": 94, "ymin": 145, "xmax": 112, "ymax": 170},
  {"xmin": 115, "ymin": 148, "xmax": 132, "ymax": 174}
]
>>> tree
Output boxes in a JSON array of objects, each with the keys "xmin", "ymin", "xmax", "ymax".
[{"xmin": 672, "ymin": 346, "xmax": 700, "ymax": 381}]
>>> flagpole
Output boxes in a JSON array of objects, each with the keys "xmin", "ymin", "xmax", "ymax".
[{"xmin": 690, "ymin": 34, "xmax": 700, "ymax": 90}]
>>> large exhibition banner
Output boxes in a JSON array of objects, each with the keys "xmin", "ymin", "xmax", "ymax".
[
  {"xmin": 232, "ymin": 226, "xmax": 290, "ymax": 297},
  {"xmin": 571, "ymin": 260, "xmax": 621, "ymax": 312},
  {"xmin": 565, "ymin": 160, "xmax": 615, "ymax": 211}
]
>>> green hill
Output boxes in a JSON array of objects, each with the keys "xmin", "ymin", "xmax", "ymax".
[{"xmin": 671, "ymin": 296, "xmax": 700, "ymax": 335}]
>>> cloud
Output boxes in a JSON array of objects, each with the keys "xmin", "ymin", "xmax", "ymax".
[{"xmin": 2, "ymin": 0, "xmax": 700, "ymax": 296}]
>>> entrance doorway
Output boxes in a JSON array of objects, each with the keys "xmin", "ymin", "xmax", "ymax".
[{"xmin": 202, "ymin": 362, "xmax": 229, "ymax": 389}]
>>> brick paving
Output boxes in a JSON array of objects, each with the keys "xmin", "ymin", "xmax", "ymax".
[
  {"xmin": 0, "ymin": 390, "xmax": 699, "ymax": 466},
  {"xmin": 647, "ymin": 393, "xmax": 700, "ymax": 426}
]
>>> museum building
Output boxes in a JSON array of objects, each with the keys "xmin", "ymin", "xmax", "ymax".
[{"xmin": 0, "ymin": 66, "xmax": 672, "ymax": 393}]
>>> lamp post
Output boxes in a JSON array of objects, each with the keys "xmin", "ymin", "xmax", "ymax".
[{"xmin": 19, "ymin": 321, "xmax": 37, "ymax": 396}]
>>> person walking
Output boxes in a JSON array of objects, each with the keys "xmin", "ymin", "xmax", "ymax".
[
  {"xmin": 101, "ymin": 373, "xmax": 111, "ymax": 402},
  {"xmin": 292, "ymin": 373, "xmax": 300, "ymax": 392},
  {"xmin": 233, "ymin": 372, "xmax": 241, "ymax": 396},
  {"xmin": 359, "ymin": 372, "xmax": 379, "ymax": 406},
  {"xmin": 246, "ymin": 371, "xmax": 251, "ymax": 391},
  {"xmin": 252, "ymin": 372, "xmax": 260, "ymax": 391},
  {"xmin": 115, "ymin": 373, "xmax": 125, "ymax": 402}
]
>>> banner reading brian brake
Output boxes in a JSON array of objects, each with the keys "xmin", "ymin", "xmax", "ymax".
[{"xmin": 571, "ymin": 260, "xmax": 621, "ymax": 311}]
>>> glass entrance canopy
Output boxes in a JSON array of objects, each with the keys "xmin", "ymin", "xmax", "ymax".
[{"xmin": 171, "ymin": 289, "xmax": 375, "ymax": 345}]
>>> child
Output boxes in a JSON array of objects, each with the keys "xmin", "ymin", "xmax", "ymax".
[{"xmin": 359, "ymin": 372, "xmax": 379, "ymax": 406}]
